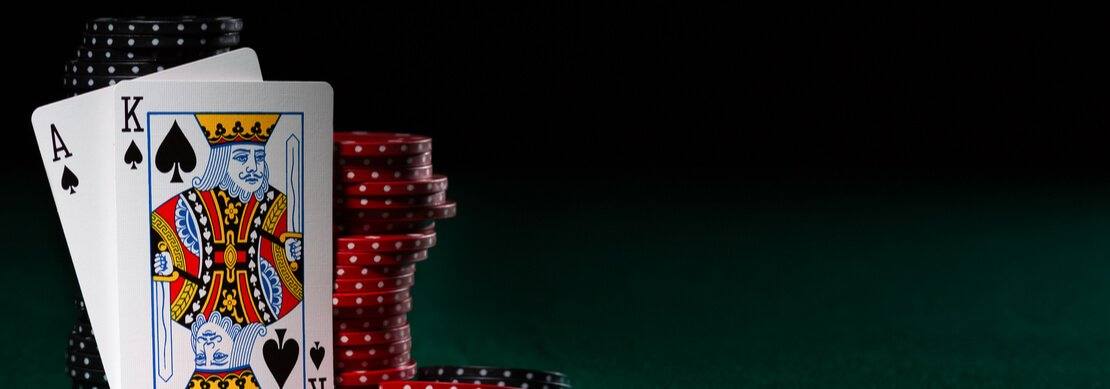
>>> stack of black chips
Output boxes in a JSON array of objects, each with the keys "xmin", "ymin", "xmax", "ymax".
[
  {"xmin": 63, "ymin": 16, "xmax": 243, "ymax": 96},
  {"xmin": 63, "ymin": 16, "xmax": 244, "ymax": 388},
  {"xmin": 68, "ymin": 299, "xmax": 106, "ymax": 389}
]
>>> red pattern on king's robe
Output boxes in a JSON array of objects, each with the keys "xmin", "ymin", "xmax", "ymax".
[{"xmin": 151, "ymin": 187, "xmax": 303, "ymax": 327}]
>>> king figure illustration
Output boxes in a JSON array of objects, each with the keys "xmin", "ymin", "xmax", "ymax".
[{"xmin": 150, "ymin": 114, "xmax": 304, "ymax": 388}]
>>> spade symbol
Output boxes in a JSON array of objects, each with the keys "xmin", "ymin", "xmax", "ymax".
[
  {"xmin": 60, "ymin": 166, "xmax": 78, "ymax": 194},
  {"xmin": 309, "ymin": 341, "xmax": 326, "ymax": 370},
  {"xmin": 154, "ymin": 120, "xmax": 196, "ymax": 183},
  {"xmin": 123, "ymin": 140, "xmax": 143, "ymax": 170},
  {"xmin": 263, "ymin": 328, "xmax": 299, "ymax": 388}
]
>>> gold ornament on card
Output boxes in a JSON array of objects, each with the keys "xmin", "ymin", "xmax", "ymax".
[{"xmin": 195, "ymin": 114, "xmax": 280, "ymax": 146}]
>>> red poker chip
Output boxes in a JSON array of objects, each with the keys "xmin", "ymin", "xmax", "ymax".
[
  {"xmin": 378, "ymin": 382, "xmax": 523, "ymax": 389},
  {"xmin": 335, "ymin": 315, "xmax": 409, "ymax": 331},
  {"xmin": 335, "ymin": 264, "xmax": 416, "ymax": 279},
  {"xmin": 335, "ymin": 340, "xmax": 413, "ymax": 361},
  {"xmin": 336, "ymin": 324, "xmax": 411, "ymax": 346},
  {"xmin": 334, "ymin": 274, "xmax": 415, "ymax": 293},
  {"xmin": 333, "ymin": 298, "xmax": 413, "ymax": 318},
  {"xmin": 336, "ymin": 351, "xmax": 412, "ymax": 370},
  {"xmin": 337, "ymin": 165, "xmax": 434, "ymax": 183},
  {"xmin": 337, "ymin": 152, "xmax": 433, "ymax": 168},
  {"xmin": 336, "ymin": 221, "xmax": 436, "ymax": 234},
  {"xmin": 333, "ymin": 288, "xmax": 412, "ymax": 308},
  {"xmin": 336, "ymin": 360, "xmax": 417, "ymax": 386},
  {"xmin": 335, "ymin": 251, "xmax": 428, "ymax": 266},
  {"xmin": 339, "ymin": 202, "xmax": 457, "ymax": 224},
  {"xmin": 340, "ymin": 175, "xmax": 447, "ymax": 196},
  {"xmin": 339, "ymin": 221, "xmax": 440, "ymax": 235},
  {"xmin": 334, "ymin": 132, "xmax": 432, "ymax": 157},
  {"xmin": 337, "ymin": 192, "xmax": 447, "ymax": 209},
  {"xmin": 337, "ymin": 232, "xmax": 436, "ymax": 252}
]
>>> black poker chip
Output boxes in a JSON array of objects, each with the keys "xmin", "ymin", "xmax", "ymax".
[
  {"xmin": 71, "ymin": 382, "xmax": 109, "ymax": 389},
  {"xmin": 86, "ymin": 16, "xmax": 244, "ymax": 36},
  {"xmin": 81, "ymin": 33, "xmax": 240, "ymax": 49},
  {"xmin": 71, "ymin": 321, "xmax": 95, "ymax": 337},
  {"xmin": 75, "ymin": 310, "xmax": 91, "ymax": 324},
  {"xmin": 64, "ymin": 74, "xmax": 141, "ymax": 91},
  {"xmin": 416, "ymin": 366, "xmax": 571, "ymax": 386},
  {"xmin": 76, "ymin": 46, "xmax": 231, "ymax": 62},
  {"xmin": 67, "ymin": 60, "xmax": 176, "ymax": 76},
  {"xmin": 418, "ymin": 377, "xmax": 572, "ymax": 389},
  {"xmin": 66, "ymin": 350, "xmax": 105, "ymax": 370},
  {"xmin": 66, "ymin": 365, "xmax": 108, "ymax": 384},
  {"xmin": 68, "ymin": 332, "xmax": 99, "ymax": 353}
]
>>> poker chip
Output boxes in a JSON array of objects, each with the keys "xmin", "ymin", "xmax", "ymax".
[
  {"xmin": 335, "ymin": 264, "xmax": 417, "ymax": 279},
  {"xmin": 76, "ymin": 46, "xmax": 232, "ymax": 62},
  {"xmin": 337, "ymin": 220, "xmax": 437, "ymax": 234},
  {"xmin": 68, "ymin": 333, "xmax": 99, "ymax": 353},
  {"xmin": 337, "ymin": 165, "xmax": 434, "ymax": 183},
  {"xmin": 336, "ymin": 324, "xmax": 411, "ymax": 346},
  {"xmin": 86, "ymin": 16, "xmax": 244, "ymax": 36},
  {"xmin": 378, "ymin": 382, "xmax": 527, "ymax": 389},
  {"xmin": 421, "ymin": 377, "xmax": 571, "ymax": 389},
  {"xmin": 338, "ymin": 192, "xmax": 447, "ymax": 209},
  {"xmin": 334, "ymin": 132, "xmax": 433, "ymax": 157},
  {"xmin": 67, "ymin": 365, "xmax": 108, "ymax": 384},
  {"xmin": 66, "ymin": 351, "xmax": 105, "ymax": 369},
  {"xmin": 416, "ymin": 367, "xmax": 569, "ymax": 383},
  {"xmin": 335, "ymin": 274, "xmax": 415, "ymax": 293},
  {"xmin": 72, "ymin": 382, "xmax": 109, "ymax": 389},
  {"xmin": 336, "ymin": 351, "xmax": 412, "ymax": 370},
  {"xmin": 335, "ymin": 340, "xmax": 413, "ymax": 361},
  {"xmin": 338, "ymin": 201, "xmax": 458, "ymax": 224},
  {"xmin": 335, "ymin": 314, "xmax": 410, "ymax": 331},
  {"xmin": 416, "ymin": 366, "xmax": 571, "ymax": 386},
  {"xmin": 378, "ymin": 382, "xmax": 525, "ymax": 389},
  {"xmin": 332, "ymin": 288, "xmax": 412, "ymax": 308},
  {"xmin": 81, "ymin": 33, "xmax": 241, "ymax": 49},
  {"xmin": 336, "ymin": 250, "xmax": 429, "ymax": 266},
  {"xmin": 337, "ymin": 152, "xmax": 433, "ymax": 168},
  {"xmin": 63, "ymin": 74, "xmax": 135, "ymax": 90},
  {"xmin": 71, "ymin": 322, "xmax": 95, "ymax": 337},
  {"xmin": 337, "ymin": 232, "xmax": 437, "ymax": 252},
  {"xmin": 333, "ymin": 298, "xmax": 414, "ymax": 318},
  {"xmin": 339, "ymin": 200, "xmax": 457, "ymax": 222},
  {"xmin": 340, "ymin": 175, "xmax": 448, "ymax": 196},
  {"xmin": 67, "ymin": 60, "xmax": 175, "ymax": 76},
  {"xmin": 335, "ymin": 360, "xmax": 418, "ymax": 386}
]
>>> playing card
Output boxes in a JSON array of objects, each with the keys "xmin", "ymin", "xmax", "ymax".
[
  {"xmin": 112, "ymin": 81, "xmax": 334, "ymax": 388},
  {"xmin": 30, "ymin": 49, "xmax": 263, "ymax": 388}
]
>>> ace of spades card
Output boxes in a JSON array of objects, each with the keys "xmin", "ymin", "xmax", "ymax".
[
  {"xmin": 113, "ymin": 81, "xmax": 334, "ymax": 388},
  {"xmin": 30, "ymin": 49, "xmax": 263, "ymax": 389}
]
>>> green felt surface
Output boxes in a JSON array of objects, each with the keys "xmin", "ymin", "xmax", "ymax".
[{"xmin": 6, "ymin": 176, "xmax": 1110, "ymax": 387}]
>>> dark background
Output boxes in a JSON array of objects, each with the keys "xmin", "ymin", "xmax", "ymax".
[{"xmin": 6, "ymin": 3, "xmax": 1110, "ymax": 387}]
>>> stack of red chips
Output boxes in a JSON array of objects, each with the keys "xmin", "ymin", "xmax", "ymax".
[{"xmin": 332, "ymin": 132, "xmax": 456, "ymax": 387}]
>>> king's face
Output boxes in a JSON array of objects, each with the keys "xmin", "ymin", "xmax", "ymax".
[
  {"xmin": 227, "ymin": 144, "xmax": 268, "ymax": 195},
  {"xmin": 193, "ymin": 322, "xmax": 233, "ymax": 371}
]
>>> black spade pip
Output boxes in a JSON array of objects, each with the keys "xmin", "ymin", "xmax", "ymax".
[
  {"xmin": 263, "ymin": 329, "xmax": 300, "ymax": 388},
  {"xmin": 155, "ymin": 120, "xmax": 196, "ymax": 183},
  {"xmin": 60, "ymin": 166, "xmax": 79, "ymax": 194},
  {"xmin": 124, "ymin": 140, "xmax": 143, "ymax": 169}
]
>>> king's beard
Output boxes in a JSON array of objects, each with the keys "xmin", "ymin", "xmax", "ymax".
[{"xmin": 222, "ymin": 175, "xmax": 269, "ymax": 204}]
